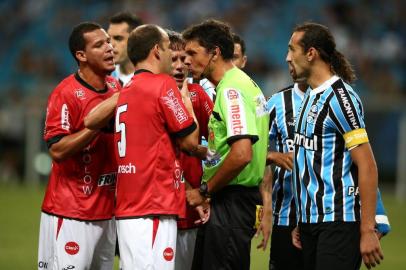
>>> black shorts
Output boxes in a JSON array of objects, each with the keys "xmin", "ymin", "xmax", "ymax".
[
  {"xmin": 299, "ymin": 221, "xmax": 362, "ymax": 270},
  {"xmin": 192, "ymin": 185, "xmax": 261, "ymax": 270},
  {"xmin": 269, "ymin": 224, "xmax": 304, "ymax": 270}
]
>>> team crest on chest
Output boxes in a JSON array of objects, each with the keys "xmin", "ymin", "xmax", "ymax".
[
  {"xmin": 307, "ymin": 104, "xmax": 319, "ymax": 124},
  {"xmin": 75, "ymin": 89, "xmax": 86, "ymax": 100}
]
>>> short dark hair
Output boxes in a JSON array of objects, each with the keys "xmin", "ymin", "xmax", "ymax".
[
  {"xmin": 166, "ymin": 30, "xmax": 185, "ymax": 51},
  {"xmin": 69, "ymin": 22, "xmax": 102, "ymax": 64},
  {"xmin": 232, "ymin": 33, "xmax": 246, "ymax": 55},
  {"xmin": 182, "ymin": 19, "xmax": 234, "ymax": 60},
  {"xmin": 127, "ymin": 24, "xmax": 165, "ymax": 65},
  {"xmin": 294, "ymin": 22, "xmax": 356, "ymax": 83},
  {"xmin": 109, "ymin": 12, "xmax": 142, "ymax": 33}
]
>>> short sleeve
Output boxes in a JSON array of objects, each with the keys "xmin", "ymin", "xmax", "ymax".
[
  {"xmin": 192, "ymin": 84, "xmax": 213, "ymax": 140},
  {"xmin": 329, "ymin": 84, "xmax": 368, "ymax": 150},
  {"xmin": 159, "ymin": 77, "xmax": 196, "ymax": 137},
  {"xmin": 266, "ymin": 94, "xmax": 278, "ymax": 142},
  {"xmin": 218, "ymin": 88, "xmax": 258, "ymax": 145},
  {"xmin": 43, "ymin": 88, "xmax": 77, "ymax": 147}
]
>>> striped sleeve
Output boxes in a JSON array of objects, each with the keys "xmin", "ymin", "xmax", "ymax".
[
  {"xmin": 329, "ymin": 81, "xmax": 368, "ymax": 149},
  {"xmin": 266, "ymin": 94, "xmax": 277, "ymax": 141}
]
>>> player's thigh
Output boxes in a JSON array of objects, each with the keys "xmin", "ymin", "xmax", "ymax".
[
  {"xmin": 175, "ymin": 228, "xmax": 198, "ymax": 270},
  {"xmin": 89, "ymin": 219, "xmax": 116, "ymax": 270},
  {"xmin": 117, "ymin": 217, "xmax": 177, "ymax": 270},
  {"xmin": 52, "ymin": 217, "xmax": 114, "ymax": 270},
  {"xmin": 270, "ymin": 225, "xmax": 304, "ymax": 270},
  {"xmin": 38, "ymin": 212, "xmax": 57, "ymax": 270},
  {"xmin": 316, "ymin": 222, "xmax": 362, "ymax": 270}
]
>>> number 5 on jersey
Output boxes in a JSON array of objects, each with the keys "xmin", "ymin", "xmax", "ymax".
[{"xmin": 116, "ymin": 104, "xmax": 128, "ymax": 158}]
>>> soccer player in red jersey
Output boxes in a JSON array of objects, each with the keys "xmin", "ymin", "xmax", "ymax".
[
  {"xmin": 38, "ymin": 22, "xmax": 120, "ymax": 270},
  {"xmin": 85, "ymin": 24, "xmax": 200, "ymax": 270},
  {"xmin": 166, "ymin": 30, "xmax": 213, "ymax": 270}
]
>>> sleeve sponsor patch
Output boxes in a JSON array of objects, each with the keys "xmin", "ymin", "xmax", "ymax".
[
  {"xmin": 61, "ymin": 103, "xmax": 70, "ymax": 131},
  {"xmin": 343, "ymin": 128, "xmax": 369, "ymax": 149},
  {"xmin": 224, "ymin": 88, "xmax": 248, "ymax": 136},
  {"xmin": 161, "ymin": 89, "xmax": 188, "ymax": 124}
]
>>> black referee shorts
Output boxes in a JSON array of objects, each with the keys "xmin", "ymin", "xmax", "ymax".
[
  {"xmin": 269, "ymin": 224, "xmax": 304, "ymax": 270},
  {"xmin": 192, "ymin": 185, "xmax": 261, "ymax": 270},
  {"xmin": 299, "ymin": 221, "xmax": 362, "ymax": 270}
]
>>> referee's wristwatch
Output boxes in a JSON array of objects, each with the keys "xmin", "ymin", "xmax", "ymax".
[{"xmin": 199, "ymin": 182, "xmax": 210, "ymax": 197}]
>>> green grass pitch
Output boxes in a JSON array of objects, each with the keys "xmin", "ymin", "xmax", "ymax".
[{"xmin": 0, "ymin": 184, "xmax": 405, "ymax": 269}]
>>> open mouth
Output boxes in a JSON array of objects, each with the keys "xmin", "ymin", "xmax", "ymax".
[
  {"xmin": 173, "ymin": 73, "xmax": 185, "ymax": 81},
  {"xmin": 104, "ymin": 55, "xmax": 115, "ymax": 65}
]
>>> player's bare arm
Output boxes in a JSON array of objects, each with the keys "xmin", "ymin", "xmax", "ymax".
[
  {"xmin": 84, "ymin": 92, "xmax": 119, "ymax": 130},
  {"xmin": 49, "ymin": 128, "xmax": 100, "ymax": 162},
  {"xmin": 266, "ymin": 151, "xmax": 293, "ymax": 171},
  {"xmin": 187, "ymin": 138, "xmax": 252, "ymax": 206},
  {"xmin": 351, "ymin": 142, "xmax": 384, "ymax": 269},
  {"xmin": 256, "ymin": 165, "xmax": 273, "ymax": 250}
]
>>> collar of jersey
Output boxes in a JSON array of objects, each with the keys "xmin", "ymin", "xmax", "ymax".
[
  {"xmin": 74, "ymin": 72, "xmax": 108, "ymax": 94},
  {"xmin": 293, "ymin": 83, "xmax": 305, "ymax": 98},
  {"xmin": 133, "ymin": 69, "xmax": 153, "ymax": 76},
  {"xmin": 310, "ymin": 75, "xmax": 339, "ymax": 96},
  {"xmin": 217, "ymin": 66, "xmax": 238, "ymax": 90}
]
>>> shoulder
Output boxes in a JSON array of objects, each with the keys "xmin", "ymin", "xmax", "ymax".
[
  {"xmin": 50, "ymin": 74, "xmax": 77, "ymax": 98},
  {"xmin": 330, "ymin": 79, "xmax": 362, "ymax": 104}
]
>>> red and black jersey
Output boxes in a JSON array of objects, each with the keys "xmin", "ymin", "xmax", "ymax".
[
  {"xmin": 178, "ymin": 83, "xmax": 213, "ymax": 229},
  {"xmin": 42, "ymin": 73, "xmax": 120, "ymax": 221},
  {"xmin": 114, "ymin": 70, "xmax": 196, "ymax": 219}
]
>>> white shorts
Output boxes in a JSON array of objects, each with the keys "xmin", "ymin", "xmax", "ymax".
[
  {"xmin": 38, "ymin": 212, "xmax": 116, "ymax": 270},
  {"xmin": 175, "ymin": 228, "xmax": 198, "ymax": 270},
  {"xmin": 117, "ymin": 216, "xmax": 177, "ymax": 270}
]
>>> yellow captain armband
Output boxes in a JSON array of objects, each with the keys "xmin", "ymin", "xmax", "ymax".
[{"xmin": 343, "ymin": 128, "xmax": 369, "ymax": 150}]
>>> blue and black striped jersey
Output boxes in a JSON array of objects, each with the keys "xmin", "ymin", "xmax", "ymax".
[
  {"xmin": 293, "ymin": 75, "xmax": 369, "ymax": 223},
  {"xmin": 268, "ymin": 79, "xmax": 390, "ymax": 234},
  {"xmin": 267, "ymin": 83, "xmax": 304, "ymax": 226}
]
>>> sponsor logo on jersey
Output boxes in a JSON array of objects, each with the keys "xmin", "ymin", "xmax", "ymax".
[
  {"xmin": 61, "ymin": 104, "xmax": 70, "ymax": 130},
  {"xmin": 337, "ymin": 87, "xmax": 359, "ymax": 129},
  {"xmin": 62, "ymin": 265, "xmax": 75, "ymax": 270},
  {"xmin": 285, "ymin": 138, "xmax": 294, "ymax": 152},
  {"xmin": 75, "ymin": 89, "xmax": 86, "ymax": 100},
  {"xmin": 287, "ymin": 116, "xmax": 296, "ymax": 127},
  {"xmin": 225, "ymin": 89, "xmax": 247, "ymax": 136},
  {"xmin": 162, "ymin": 89, "xmax": 188, "ymax": 124},
  {"xmin": 38, "ymin": 261, "xmax": 48, "ymax": 269},
  {"xmin": 347, "ymin": 186, "xmax": 359, "ymax": 196},
  {"xmin": 98, "ymin": 172, "xmax": 117, "ymax": 186},
  {"xmin": 65, "ymin": 242, "xmax": 79, "ymax": 255},
  {"xmin": 163, "ymin": 247, "xmax": 174, "ymax": 261},
  {"xmin": 293, "ymin": 133, "xmax": 318, "ymax": 151},
  {"xmin": 173, "ymin": 160, "xmax": 184, "ymax": 190},
  {"xmin": 118, "ymin": 163, "xmax": 136, "ymax": 174}
]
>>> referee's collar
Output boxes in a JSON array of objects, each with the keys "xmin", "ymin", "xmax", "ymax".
[{"xmin": 310, "ymin": 75, "xmax": 339, "ymax": 96}]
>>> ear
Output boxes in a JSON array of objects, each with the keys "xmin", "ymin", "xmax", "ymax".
[
  {"xmin": 307, "ymin": 47, "xmax": 317, "ymax": 62},
  {"xmin": 212, "ymin": 47, "xmax": 220, "ymax": 61},
  {"xmin": 153, "ymin": 44, "xmax": 160, "ymax": 60},
  {"xmin": 75, "ymin": 51, "xmax": 86, "ymax": 63},
  {"xmin": 241, "ymin": 55, "xmax": 247, "ymax": 68}
]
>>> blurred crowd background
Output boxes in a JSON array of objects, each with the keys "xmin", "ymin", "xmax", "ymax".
[{"xmin": 0, "ymin": 0, "xmax": 404, "ymax": 190}]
